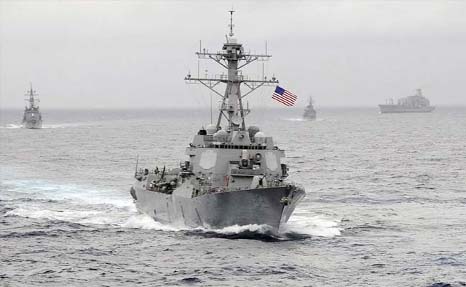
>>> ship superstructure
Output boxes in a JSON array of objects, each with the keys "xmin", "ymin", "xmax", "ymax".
[
  {"xmin": 303, "ymin": 96, "xmax": 316, "ymax": 120},
  {"xmin": 379, "ymin": 89, "xmax": 434, "ymax": 113},
  {"xmin": 22, "ymin": 84, "xmax": 42, "ymax": 129},
  {"xmin": 130, "ymin": 11, "xmax": 305, "ymax": 231}
]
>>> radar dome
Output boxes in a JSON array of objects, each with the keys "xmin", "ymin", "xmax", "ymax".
[
  {"xmin": 248, "ymin": 126, "xmax": 260, "ymax": 140},
  {"xmin": 213, "ymin": 129, "xmax": 228, "ymax": 142},
  {"xmin": 206, "ymin": 124, "xmax": 217, "ymax": 135},
  {"xmin": 254, "ymin": 132, "xmax": 266, "ymax": 138},
  {"xmin": 254, "ymin": 132, "xmax": 266, "ymax": 144}
]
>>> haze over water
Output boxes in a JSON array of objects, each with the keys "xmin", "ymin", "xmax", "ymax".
[
  {"xmin": 1, "ymin": 107, "xmax": 465, "ymax": 286},
  {"xmin": 1, "ymin": 1, "xmax": 466, "ymax": 109}
]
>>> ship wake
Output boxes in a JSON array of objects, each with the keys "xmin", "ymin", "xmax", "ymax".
[
  {"xmin": 122, "ymin": 213, "xmax": 341, "ymax": 241},
  {"xmin": 2, "ymin": 179, "xmax": 135, "ymax": 227},
  {"xmin": 2, "ymin": 178, "xmax": 340, "ymax": 241}
]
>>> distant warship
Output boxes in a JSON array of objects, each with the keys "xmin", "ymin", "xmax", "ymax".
[
  {"xmin": 22, "ymin": 84, "xmax": 42, "ymax": 129},
  {"xmin": 303, "ymin": 96, "xmax": 316, "ymax": 120},
  {"xmin": 130, "ymin": 11, "xmax": 305, "ymax": 232},
  {"xmin": 379, "ymin": 89, "xmax": 434, "ymax": 113}
]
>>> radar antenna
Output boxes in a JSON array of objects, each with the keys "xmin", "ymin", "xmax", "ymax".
[
  {"xmin": 25, "ymin": 82, "xmax": 39, "ymax": 109},
  {"xmin": 185, "ymin": 11, "xmax": 278, "ymax": 132}
]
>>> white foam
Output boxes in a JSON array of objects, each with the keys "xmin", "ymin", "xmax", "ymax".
[
  {"xmin": 3, "ymin": 179, "xmax": 135, "ymax": 210},
  {"xmin": 41, "ymin": 123, "xmax": 88, "ymax": 129},
  {"xmin": 4, "ymin": 205, "xmax": 132, "ymax": 226},
  {"xmin": 206, "ymin": 224, "xmax": 273, "ymax": 234},
  {"xmin": 281, "ymin": 214, "xmax": 341, "ymax": 237},
  {"xmin": 121, "ymin": 214, "xmax": 182, "ymax": 231},
  {"xmin": 0, "ymin": 122, "xmax": 92, "ymax": 129},
  {"xmin": 284, "ymin": 118, "xmax": 306, "ymax": 122},
  {"xmin": 119, "ymin": 213, "xmax": 270, "ymax": 234},
  {"xmin": 2, "ymin": 178, "xmax": 139, "ymax": 227},
  {"xmin": 6, "ymin": 207, "xmax": 99, "ymax": 221},
  {"xmin": 121, "ymin": 215, "xmax": 274, "ymax": 235},
  {"xmin": 284, "ymin": 118, "xmax": 324, "ymax": 122},
  {"xmin": 1, "ymin": 124, "xmax": 22, "ymax": 129}
]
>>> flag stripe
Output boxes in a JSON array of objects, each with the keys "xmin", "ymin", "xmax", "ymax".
[
  {"xmin": 282, "ymin": 93, "xmax": 298, "ymax": 99},
  {"xmin": 272, "ymin": 93, "xmax": 294, "ymax": 104},
  {"xmin": 272, "ymin": 96, "xmax": 293, "ymax": 106},
  {"xmin": 272, "ymin": 93, "xmax": 293, "ymax": 103},
  {"xmin": 272, "ymin": 94, "xmax": 295, "ymax": 106},
  {"xmin": 283, "ymin": 91, "xmax": 297, "ymax": 99},
  {"xmin": 273, "ymin": 96, "xmax": 294, "ymax": 106},
  {"xmin": 272, "ymin": 95, "xmax": 295, "ymax": 106},
  {"xmin": 272, "ymin": 97, "xmax": 291, "ymax": 106},
  {"xmin": 273, "ymin": 93, "xmax": 296, "ymax": 105},
  {"xmin": 278, "ymin": 93, "xmax": 296, "ymax": 101},
  {"xmin": 273, "ymin": 91, "xmax": 296, "ymax": 101}
]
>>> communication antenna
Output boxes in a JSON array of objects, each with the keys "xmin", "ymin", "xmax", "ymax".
[
  {"xmin": 204, "ymin": 68, "xmax": 213, "ymax": 124},
  {"xmin": 198, "ymin": 40, "xmax": 201, "ymax": 77},
  {"xmin": 228, "ymin": 9, "xmax": 235, "ymax": 37},
  {"xmin": 261, "ymin": 41, "xmax": 268, "ymax": 79}
]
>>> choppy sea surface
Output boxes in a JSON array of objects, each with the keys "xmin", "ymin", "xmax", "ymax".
[{"xmin": 0, "ymin": 107, "xmax": 465, "ymax": 286}]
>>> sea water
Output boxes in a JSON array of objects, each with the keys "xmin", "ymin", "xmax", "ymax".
[{"xmin": 1, "ymin": 107, "xmax": 465, "ymax": 286}]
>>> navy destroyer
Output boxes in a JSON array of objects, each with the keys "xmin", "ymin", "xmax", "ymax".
[
  {"xmin": 22, "ymin": 84, "xmax": 42, "ymax": 129},
  {"xmin": 130, "ymin": 11, "xmax": 305, "ymax": 231},
  {"xmin": 379, "ymin": 89, "xmax": 434, "ymax": 113},
  {"xmin": 303, "ymin": 96, "xmax": 316, "ymax": 120}
]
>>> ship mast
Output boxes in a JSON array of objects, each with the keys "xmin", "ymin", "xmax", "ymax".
[
  {"xmin": 25, "ymin": 83, "xmax": 39, "ymax": 109},
  {"xmin": 185, "ymin": 11, "xmax": 278, "ymax": 132}
]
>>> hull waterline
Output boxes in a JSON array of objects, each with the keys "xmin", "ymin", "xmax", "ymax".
[
  {"xmin": 131, "ymin": 184, "xmax": 305, "ymax": 232},
  {"xmin": 22, "ymin": 120, "xmax": 42, "ymax": 129},
  {"xmin": 379, "ymin": 104, "xmax": 435, "ymax": 113}
]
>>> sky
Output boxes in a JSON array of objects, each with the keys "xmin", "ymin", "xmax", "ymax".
[{"xmin": 1, "ymin": 0, "xmax": 465, "ymax": 109}]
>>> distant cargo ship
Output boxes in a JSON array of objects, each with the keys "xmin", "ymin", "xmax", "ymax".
[{"xmin": 379, "ymin": 89, "xmax": 434, "ymax": 113}]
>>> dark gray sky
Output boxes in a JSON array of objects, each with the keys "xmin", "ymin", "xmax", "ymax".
[{"xmin": 1, "ymin": 1, "xmax": 465, "ymax": 109}]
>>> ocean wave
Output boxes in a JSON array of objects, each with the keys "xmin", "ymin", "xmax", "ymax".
[
  {"xmin": 1, "ymin": 179, "xmax": 134, "ymax": 209},
  {"xmin": 121, "ymin": 214, "xmax": 273, "ymax": 235},
  {"xmin": 121, "ymin": 214, "xmax": 181, "ymax": 231},
  {"xmin": 283, "ymin": 118, "xmax": 324, "ymax": 122},
  {"xmin": 284, "ymin": 118, "xmax": 306, "ymax": 122},
  {"xmin": 0, "ymin": 122, "xmax": 92, "ymax": 129},
  {"xmin": 5, "ymin": 205, "xmax": 131, "ymax": 226},
  {"xmin": 41, "ymin": 123, "xmax": 89, "ymax": 129},
  {"xmin": 121, "ymin": 213, "xmax": 341, "ymax": 241},
  {"xmin": 281, "ymin": 214, "xmax": 341, "ymax": 237},
  {"xmin": 0, "ymin": 124, "xmax": 22, "ymax": 129},
  {"xmin": 2, "ymin": 179, "xmax": 137, "ymax": 227}
]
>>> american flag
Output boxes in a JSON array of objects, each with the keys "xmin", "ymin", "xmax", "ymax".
[{"xmin": 272, "ymin": 86, "xmax": 297, "ymax": 106}]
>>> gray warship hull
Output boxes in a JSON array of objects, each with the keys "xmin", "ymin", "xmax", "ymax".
[
  {"xmin": 303, "ymin": 110, "xmax": 316, "ymax": 120},
  {"xmin": 22, "ymin": 118, "xmax": 42, "ymax": 129},
  {"xmin": 131, "ymin": 184, "xmax": 305, "ymax": 231},
  {"xmin": 379, "ymin": 104, "xmax": 435, "ymax": 113}
]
